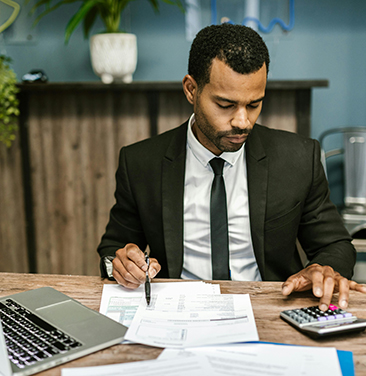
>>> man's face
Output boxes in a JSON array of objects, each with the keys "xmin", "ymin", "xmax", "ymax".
[{"xmin": 185, "ymin": 58, "xmax": 267, "ymax": 155}]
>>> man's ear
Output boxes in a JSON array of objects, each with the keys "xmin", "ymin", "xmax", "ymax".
[{"xmin": 182, "ymin": 75, "xmax": 197, "ymax": 105}]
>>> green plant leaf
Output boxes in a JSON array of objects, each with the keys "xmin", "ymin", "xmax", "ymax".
[
  {"xmin": 31, "ymin": 0, "xmax": 81, "ymax": 26},
  {"xmin": 64, "ymin": 0, "xmax": 102, "ymax": 43},
  {"xmin": 83, "ymin": 6, "xmax": 99, "ymax": 38},
  {"xmin": 161, "ymin": 0, "xmax": 185, "ymax": 13},
  {"xmin": 147, "ymin": 0, "xmax": 159, "ymax": 12},
  {"xmin": 97, "ymin": 0, "xmax": 132, "ymax": 32},
  {"xmin": 28, "ymin": 0, "xmax": 54, "ymax": 16}
]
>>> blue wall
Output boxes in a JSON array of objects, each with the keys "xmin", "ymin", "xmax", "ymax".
[{"xmin": 2, "ymin": 0, "xmax": 366, "ymax": 206}]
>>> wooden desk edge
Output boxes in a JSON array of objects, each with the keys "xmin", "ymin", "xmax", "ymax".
[{"xmin": 0, "ymin": 273, "xmax": 365, "ymax": 375}]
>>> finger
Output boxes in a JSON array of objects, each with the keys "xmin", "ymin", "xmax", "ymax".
[
  {"xmin": 112, "ymin": 256, "xmax": 142, "ymax": 288},
  {"xmin": 114, "ymin": 245, "xmax": 146, "ymax": 285},
  {"xmin": 283, "ymin": 264, "xmax": 328, "ymax": 296},
  {"xmin": 124, "ymin": 245, "xmax": 148, "ymax": 272},
  {"xmin": 281, "ymin": 279, "xmax": 296, "ymax": 296},
  {"xmin": 112, "ymin": 264, "xmax": 141, "ymax": 289},
  {"xmin": 148, "ymin": 258, "xmax": 161, "ymax": 279},
  {"xmin": 336, "ymin": 276, "xmax": 350, "ymax": 309},
  {"xmin": 282, "ymin": 268, "xmax": 316, "ymax": 295},
  {"xmin": 115, "ymin": 275, "xmax": 141, "ymax": 289},
  {"xmin": 308, "ymin": 267, "xmax": 326, "ymax": 298},
  {"xmin": 116, "ymin": 244, "xmax": 149, "ymax": 284},
  {"xmin": 318, "ymin": 273, "xmax": 335, "ymax": 312},
  {"xmin": 349, "ymin": 281, "xmax": 366, "ymax": 293}
]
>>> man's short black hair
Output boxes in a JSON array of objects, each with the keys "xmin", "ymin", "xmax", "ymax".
[{"xmin": 188, "ymin": 23, "xmax": 270, "ymax": 88}]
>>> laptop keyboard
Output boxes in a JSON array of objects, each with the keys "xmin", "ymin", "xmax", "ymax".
[{"xmin": 0, "ymin": 299, "xmax": 82, "ymax": 369}]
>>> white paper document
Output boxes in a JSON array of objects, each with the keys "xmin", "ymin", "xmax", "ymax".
[
  {"xmin": 159, "ymin": 343, "xmax": 343, "ymax": 376},
  {"xmin": 61, "ymin": 354, "xmax": 214, "ymax": 376},
  {"xmin": 124, "ymin": 293, "xmax": 259, "ymax": 348},
  {"xmin": 100, "ymin": 282, "xmax": 221, "ymax": 328}
]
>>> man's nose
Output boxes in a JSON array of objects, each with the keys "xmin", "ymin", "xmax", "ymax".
[{"xmin": 230, "ymin": 108, "xmax": 250, "ymax": 129}]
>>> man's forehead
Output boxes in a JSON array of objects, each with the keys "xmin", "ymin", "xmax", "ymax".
[
  {"xmin": 208, "ymin": 57, "xmax": 267, "ymax": 79},
  {"xmin": 205, "ymin": 59, "xmax": 267, "ymax": 99}
]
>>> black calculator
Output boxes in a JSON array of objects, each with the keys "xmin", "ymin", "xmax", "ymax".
[{"xmin": 280, "ymin": 304, "xmax": 366, "ymax": 338}]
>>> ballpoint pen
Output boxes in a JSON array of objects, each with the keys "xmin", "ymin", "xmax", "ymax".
[{"xmin": 144, "ymin": 252, "xmax": 151, "ymax": 305}]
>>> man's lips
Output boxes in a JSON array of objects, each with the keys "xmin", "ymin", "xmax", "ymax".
[{"xmin": 225, "ymin": 134, "xmax": 248, "ymax": 143}]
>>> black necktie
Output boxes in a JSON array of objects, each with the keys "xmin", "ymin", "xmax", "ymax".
[{"xmin": 209, "ymin": 157, "xmax": 230, "ymax": 280}]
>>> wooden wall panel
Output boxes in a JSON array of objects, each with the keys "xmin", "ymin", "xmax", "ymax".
[
  {"xmin": 0, "ymin": 132, "xmax": 28, "ymax": 272},
  {"xmin": 258, "ymin": 90, "xmax": 297, "ymax": 133},
  {"xmin": 27, "ymin": 90, "xmax": 149, "ymax": 275},
  {"xmin": 158, "ymin": 91, "xmax": 192, "ymax": 134}
]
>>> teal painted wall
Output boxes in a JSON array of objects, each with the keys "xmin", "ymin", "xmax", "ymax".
[{"xmin": 2, "ymin": 0, "xmax": 366, "ymax": 206}]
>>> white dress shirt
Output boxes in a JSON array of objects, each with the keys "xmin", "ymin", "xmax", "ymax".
[{"xmin": 181, "ymin": 114, "xmax": 262, "ymax": 281}]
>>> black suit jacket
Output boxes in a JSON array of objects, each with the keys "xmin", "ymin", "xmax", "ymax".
[{"xmin": 97, "ymin": 122, "xmax": 356, "ymax": 280}]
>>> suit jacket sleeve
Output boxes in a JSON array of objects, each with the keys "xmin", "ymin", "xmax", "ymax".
[
  {"xmin": 297, "ymin": 139, "xmax": 356, "ymax": 279},
  {"xmin": 97, "ymin": 147, "xmax": 148, "ymax": 277}
]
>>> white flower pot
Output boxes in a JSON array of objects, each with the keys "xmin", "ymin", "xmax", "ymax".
[{"xmin": 90, "ymin": 33, "xmax": 137, "ymax": 84}]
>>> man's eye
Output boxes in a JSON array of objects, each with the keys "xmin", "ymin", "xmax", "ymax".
[
  {"xmin": 248, "ymin": 104, "xmax": 260, "ymax": 109},
  {"xmin": 217, "ymin": 103, "xmax": 233, "ymax": 109}
]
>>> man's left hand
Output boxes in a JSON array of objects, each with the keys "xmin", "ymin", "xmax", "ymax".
[{"xmin": 281, "ymin": 263, "xmax": 366, "ymax": 312}]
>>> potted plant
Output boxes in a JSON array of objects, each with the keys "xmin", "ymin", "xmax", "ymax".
[
  {"xmin": 0, "ymin": 0, "xmax": 20, "ymax": 147},
  {"xmin": 30, "ymin": 0, "xmax": 184, "ymax": 83}
]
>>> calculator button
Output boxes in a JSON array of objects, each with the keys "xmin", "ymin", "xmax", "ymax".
[{"xmin": 328, "ymin": 304, "xmax": 338, "ymax": 311}]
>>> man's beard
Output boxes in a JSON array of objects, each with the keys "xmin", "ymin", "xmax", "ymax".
[{"xmin": 194, "ymin": 108, "xmax": 251, "ymax": 153}]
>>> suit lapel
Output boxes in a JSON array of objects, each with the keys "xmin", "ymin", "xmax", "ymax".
[
  {"xmin": 162, "ymin": 123, "xmax": 188, "ymax": 278},
  {"xmin": 245, "ymin": 125, "xmax": 268, "ymax": 279}
]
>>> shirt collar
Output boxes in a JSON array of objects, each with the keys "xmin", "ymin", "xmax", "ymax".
[{"xmin": 187, "ymin": 113, "xmax": 245, "ymax": 169}]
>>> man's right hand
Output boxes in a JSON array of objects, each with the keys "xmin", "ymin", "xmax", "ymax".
[{"xmin": 112, "ymin": 243, "xmax": 161, "ymax": 289}]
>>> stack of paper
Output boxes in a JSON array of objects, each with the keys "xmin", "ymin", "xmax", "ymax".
[
  {"xmin": 125, "ymin": 293, "xmax": 258, "ymax": 348},
  {"xmin": 159, "ymin": 343, "xmax": 346, "ymax": 376},
  {"xmin": 62, "ymin": 354, "xmax": 214, "ymax": 376},
  {"xmin": 61, "ymin": 343, "xmax": 349, "ymax": 376},
  {"xmin": 99, "ymin": 282, "xmax": 221, "ymax": 329},
  {"xmin": 88, "ymin": 282, "xmax": 353, "ymax": 376},
  {"xmin": 100, "ymin": 282, "xmax": 259, "ymax": 348}
]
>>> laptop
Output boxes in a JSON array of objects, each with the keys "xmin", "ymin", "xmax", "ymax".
[{"xmin": 0, "ymin": 286, "xmax": 128, "ymax": 376}]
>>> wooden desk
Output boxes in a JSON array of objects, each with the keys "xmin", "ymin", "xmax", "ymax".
[{"xmin": 0, "ymin": 273, "xmax": 365, "ymax": 375}]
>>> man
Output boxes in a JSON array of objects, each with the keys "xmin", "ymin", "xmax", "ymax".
[{"xmin": 97, "ymin": 23, "xmax": 366, "ymax": 311}]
